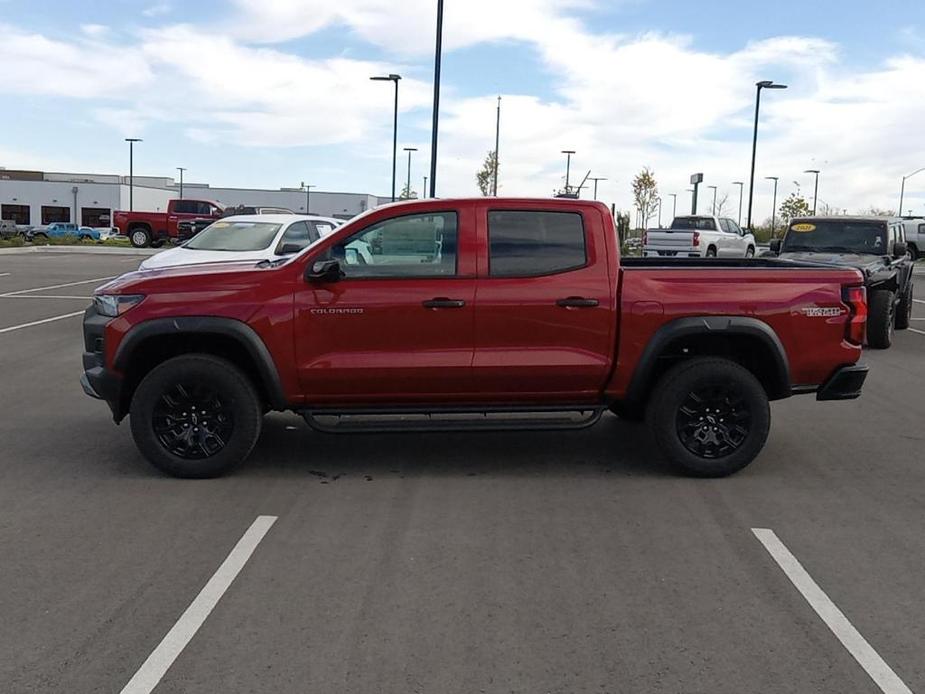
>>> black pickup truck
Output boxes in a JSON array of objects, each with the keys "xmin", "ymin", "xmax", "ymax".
[{"xmin": 771, "ymin": 216, "xmax": 915, "ymax": 348}]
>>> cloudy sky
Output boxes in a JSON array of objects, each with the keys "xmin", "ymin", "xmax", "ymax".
[{"xmin": 1, "ymin": 0, "xmax": 924, "ymax": 220}]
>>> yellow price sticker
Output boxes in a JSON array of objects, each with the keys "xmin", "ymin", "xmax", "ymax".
[{"xmin": 791, "ymin": 223, "xmax": 816, "ymax": 232}]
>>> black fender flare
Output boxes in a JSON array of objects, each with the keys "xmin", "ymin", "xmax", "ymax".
[
  {"xmin": 624, "ymin": 316, "xmax": 791, "ymax": 405},
  {"xmin": 114, "ymin": 316, "xmax": 288, "ymax": 409}
]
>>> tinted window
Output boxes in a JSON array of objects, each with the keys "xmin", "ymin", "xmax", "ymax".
[
  {"xmin": 488, "ymin": 211, "xmax": 586, "ymax": 277},
  {"xmin": 729, "ymin": 220, "xmax": 744, "ymax": 235},
  {"xmin": 173, "ymin": 200, "xmax": 198, "ymax": 214},
  {"xmin": 671, "ymin": 216, "xmax": 717, "ymax": 231},
  {"xmin": 275, "ymin": 221, "xmax": 318, "ymax": 254},
  {"xmin": 327, "ymin": 212, "xmax": 457, "ymax": 278}
]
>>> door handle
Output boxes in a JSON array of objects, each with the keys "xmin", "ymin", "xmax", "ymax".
[
  {"xmin": 556, "ymin": 296, "xmax": 599, "ymax": 308},
  {"xmin": 423, "ymin": 297, "xmax": 466, "ymax": 309}
]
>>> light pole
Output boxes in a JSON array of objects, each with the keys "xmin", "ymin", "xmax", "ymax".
[
  {"xmin": 732, "ymin": 181, "xmax": 744, "ymax": 226},
  {"xmin": 177, "ymin": 167, "xmax": 186, "ymax": 199},
  {"xmin": 687, "ymin": 188, "xmax": 695, "ymax": 214},
  {"xmin": 403, "ymin": 147, "xmax": 418, "ymax": 199},
  {"xmin": 766, "ymin": 176, "xmax": 780, "ymax": 236},
  {"xmin": 746, "ymin": 80, "xmax": 787, "ymax": 230},
  {"xmin": 423, "ymin": 176, "xmax": 428, "ymax": 198},
  {"xmin": 708, "ymin": 185, "xmax": 718, "ymax": 215},
  {"xmin": 803, "ymin": 169, "xmax": 820, "ymax": 215},
  {"xmin": 561, "ymin": 150, "xmax": 576, "ymax": 193},
  {"xmin": 301, "ymin": 182, "xmax": 315, "ymax": 213},
  {"xmin": 125, "ymin": 138, "xmax": 142, "ymax": 212},
  {"xmin": 429, "ymin": 0, "xmax": 444, "ymax": 198},
  {"xmin": 899, "ymin": 167, "xmax": 925, "ymax": 217},
  {"xmin": 370, "ymin": 73, "xmax": 402, "ymax": 202},
  {"xmin": 669, "ymin": 193, "xmax": 677, "ymax": 220},
  {"xmin": 588, "ymin": 176, "xmax": 607, "ymax": 200},
  {"xmin": 493, "ymin": 96, "xmax": 501, "ymax": 196},
  {"xmin": 656, "ymin": 196, "xmax": 663, "ymax": 227}
]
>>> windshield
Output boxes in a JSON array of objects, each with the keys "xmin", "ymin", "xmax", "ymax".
[
  {"xmin": 781, "ymin": 220, "xmax": 887, "ymax": 255},
  {"xmin": 671, "ymin": 216, "xmax": 716, "ymax": 231},
  {"xmin": 184, "ymin": 221, "xmax": 282, "ymax": 251}
]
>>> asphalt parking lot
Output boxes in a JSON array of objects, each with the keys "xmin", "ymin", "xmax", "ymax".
[{"xmin": 1, "ymin": 251, "xmax": 924, "ymax": 694}]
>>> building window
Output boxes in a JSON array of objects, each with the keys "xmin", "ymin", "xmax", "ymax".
[
  {"xmin": 81, "ymin": 207, "xmax": 111, "ymax": 227},
  {"xmin": 1, "ymin": 204, "xmax": 30, "ymax": 225},
  {"xmin": 41, "ymin": 206, "xmax": 70, "ymax": 224}
]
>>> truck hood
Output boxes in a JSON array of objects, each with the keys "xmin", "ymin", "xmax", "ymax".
[
  {"xmin": 776, "ymin": 251, "xmax": 888, "ymax": 275},
  {"xmin": 138, "ymin": 246, "xmax": 285, "ymax": 271},
  {"xmin": 97, "ymin": 258, "xmax": 284, "ymax": 294}
]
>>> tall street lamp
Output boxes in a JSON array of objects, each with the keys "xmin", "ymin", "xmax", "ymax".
[
  {"xmin": 429, "ymin": 0, "xmax": 444, "ymax": 198},
  {"xmin": 403, "ymin": 147, "xmax": 418, "ymax": 199},
  {"xmin": 561, "ymin": 150, "xmax": 576, "ymax": 193},
  {"xmin": 708, "ymin": 185, "xmax": 718, "ymax": 215},
  {"xmin": 732, "ymin": 181, "xmax": 744, "ymax": 226},
  {"xmin": 125, "ymin": 138, "xmax": 142, "ymax": 212},
  {"xmin": 766, "ymin": 176, "xmax": 780, "ymax": 236},
  {"xmin": 746, "ymin": 80, "xmax": 787, "ymax": 230},
  {"xmin": 656, "ymin": 196, "xmax": 663, "ymax": 227},
  {"xmin": 669, "ymin": 193, "xmax": 677, "ymax": 220},
  {"xmin": 899, "ymin": 167, "xmax": 925, "ymax": 217},
  {"xmin": 176, "ymin": 167, "xmax": 186, "ymax": 199},
  {"xmin": 588, "ymin": 176, "xmax": 607, "ymax": 200},
  {"xmin": 687, "ymin": 188, "xmax": 695, "ymax": 213},
  {"xmin": 370, "ymin": 73, "xmax": 402, "ymax": 202},
  {"xmin": 493, "ymin": 96, "xmax": 501, "ymax": 196},
  {"xmin": 301, "ymin": 182, "xmax": 315, "ymax": 213},
  {"xmin": 804, "ymin": 169, "xmax": 820, "ymax": 215}
]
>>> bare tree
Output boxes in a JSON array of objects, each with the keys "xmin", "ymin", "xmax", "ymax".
[
  {"xmin": 714, "ymin": 192, "xmax": 731, "ymax": 218},
  {"xmin": 632, "ymin": 168, "xmax": 658, "ymax": 229}
]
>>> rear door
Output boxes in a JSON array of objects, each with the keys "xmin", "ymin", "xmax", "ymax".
[
  {"xmin": 293, "ymin": 207, "xmax": 477, "ymax": 403},
  {"xmin": 471, "ymin": 204, "xmax": 616, "ymax": 401}
]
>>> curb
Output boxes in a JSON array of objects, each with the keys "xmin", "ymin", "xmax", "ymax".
[{"xmin": 0, "ymin": 246, "xmax": 160, "ymax": 257}]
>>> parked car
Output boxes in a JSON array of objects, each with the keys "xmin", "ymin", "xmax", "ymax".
[
  {"xmin": 0, "ymin": 219, "xmax": 22, "ymax": 239},
  {"xmin": 83, "ymin": 198, "xmax": 868, "ymax": 479},
  {"xmin": 900, "ymin": 217, "xmax": 925, "ymax": 259},
  {"xmin": 138, "ymin": 215, "xmax": 341, "ymax": 271},
  {"xmin": 113, "ymin": 199, "xmax": 224, "ymax": 248},
  {"xmin": 177, "ymin": 206, "xmax": 299, "ymax": 243},
  {"xmin": 770, "ymin": 216, "xmax": 914, "ymax": 348},
  {"xmin": 28, "ymin": 222, "xmax": 100, "ymax": 242},
  {"xmin": 645, "ymin": 215, "xmax": 757, "ymax": 258}
]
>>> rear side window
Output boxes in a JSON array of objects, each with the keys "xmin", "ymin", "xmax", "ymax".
[{"xmin": 488, "ymin": 211, "xmax": 586, "ymax": 277}]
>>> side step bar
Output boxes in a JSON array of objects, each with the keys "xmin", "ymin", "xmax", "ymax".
[{"xmin": 301, "ymin": 405, "xmax": 606, "ymax": 434}]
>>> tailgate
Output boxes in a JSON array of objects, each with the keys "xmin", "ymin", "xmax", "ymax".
[{"xmin": 645, "ymin": 230, "xmax": 696, "ymax": 253}]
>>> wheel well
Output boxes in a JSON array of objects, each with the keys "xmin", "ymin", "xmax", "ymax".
[
  {"xmin": 634, "ymin": 333, "xmax": 787, "ymax": 407},
  {"xmin": 120, "ymin": 333, "xmax": 270, "ymax": 415},
  {"xmin": 128, "ymin": 222, "xmax": 152, "ymax": 232}
]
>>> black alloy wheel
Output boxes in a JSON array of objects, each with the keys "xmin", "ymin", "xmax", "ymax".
[
  {"xmin": 152, "ymin": 382, "xmax": 234, "ymax": 460},
  {"xmin": 676, "ymin": 383, "xmax": 751, "ymax": 459}
]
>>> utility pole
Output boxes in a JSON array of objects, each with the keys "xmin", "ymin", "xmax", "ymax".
[
  {"xmin": 766, "ymin": 176, "xmax": 780, "ymax": 236},
  {"xmin": 370, "ymin": 74, "xmax": 402, "ymax": 202},
  {"xmin": 493, "ymin": 96, "xmax": 501, "ymax": 196},
  {"xmin": 301, "ymin": 182, "xmax": 315, "ymax": 213},
  {"xmin": 403, "ymin": 147, "xmax": 418, "ymax": 198},
  {"xmin": 732, "ymin": 181, "xmax": 744, "ymax": 226},
  {"xmin": 804, "ymin": 169, "xmax": 820, "ymax": 215},
  {"xmin": 177, "ymin": 167, "xmax": 186, "ymax": 199},
  {"xmin": 588, "ymin": 176, "xmax": 607, "ymax": 200},
  {"xmin": 125, "ymin": 138, "xmax": 142, "ymax": 211},
  {"xmin": 746, "ymin": 80, "xmax": 787, "ymax": 230},
  {"xmin": 429, "ymin": 0, "xmax": 444, "ymax": 198}
]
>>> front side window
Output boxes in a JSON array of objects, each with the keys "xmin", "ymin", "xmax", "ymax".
[
  {"xmin": 327, "ymin": 212, "xmax": 458, "ymax": 278},
  {"xmin": 275, "ymin": 221, "xmax": 319, "ymax": 254},
  {"xmin": 184, "ymin": 221, "xmax": 282, "ymax": 251},
  {"xmin": 488, "ymin": 210, "xmax": 586, "ymax": 277}
]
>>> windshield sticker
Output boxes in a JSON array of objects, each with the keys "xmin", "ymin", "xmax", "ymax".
[
  {"xmin": 791, "ymin": 223, "xmax": 816, "ymax": 232},
  {"xmin": 212, "ymin": 222, "xmax": 230, "ymax": 228}
]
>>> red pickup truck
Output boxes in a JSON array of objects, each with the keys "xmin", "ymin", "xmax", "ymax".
[
  {"xmin": 82, "ymin": 198, "xmax": 868, "ymax": 478},
  {"xmin": 113, "ymin": 199, "xmax": 223, "ymax": 248}
]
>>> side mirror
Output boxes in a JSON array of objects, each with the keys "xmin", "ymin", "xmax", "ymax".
[
  {"xmin": 893, "ymin": 241, "xmax": 908, "ymax": 259},
  {"xmin": 278, "ymin": 243, "xmax": 303, "ymax": 255},
  {"xmin": 769, "ymin": 238, "xmax": 781, "ymax": 254},
  {"xmin": 305, "ymin": 259, "xmax": 344, "ymax": 283}
]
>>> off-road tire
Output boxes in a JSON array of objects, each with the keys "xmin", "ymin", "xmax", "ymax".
[
  {"xmin": 706, "ymin": 246, "xmax": 718, "ymax": 258},
  {"xmin": 646, "ymin": 357, "xmax": 770, "ymax": 477},
  {"xmin": 130, "ymin": 355, "xmax": 263, "ymax": 478},
  {"xmin": 895, "ymin": 283, "xmax": 913, "ymax": 331},
  {"xmin": 867, "ymin": 289, "xmax": 895, "ymax": 348}
]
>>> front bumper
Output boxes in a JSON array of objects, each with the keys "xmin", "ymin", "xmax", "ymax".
[
  {"xmin": 81, "ymin": 305, "xmax": 125, "ymax": 420},
  {"xmin": 816, "ymin": 364, "xmax": 869, "ymax": 401}
]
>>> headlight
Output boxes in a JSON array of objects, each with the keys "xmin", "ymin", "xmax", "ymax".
[{"xmin": 94, "ymin": 294, "xmax": 145, "ymax": 317}]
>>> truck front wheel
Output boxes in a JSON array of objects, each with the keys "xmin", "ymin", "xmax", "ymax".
[
  {"xmin": 129, "ymin": 227, "xmax": 152, "ymax": 248},
  {"xmin": 867, "ymin": 289, "xmax": 895, "ymax": 348},
  {"xmin": 646, "ymin": 357, "xmax": 770, "ymax": 477},
  {"xmin": 129, "ymin": 355, "xmax": 263, "ymax": 478}
]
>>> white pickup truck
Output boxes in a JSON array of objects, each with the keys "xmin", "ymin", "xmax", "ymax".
[
  {"xmin": 644, "ymin": 215, "xmax": 757, "ymax": 258},
  {"xmin": 901, "ymin": 218, "xmax": 924, "ymax": 259}
]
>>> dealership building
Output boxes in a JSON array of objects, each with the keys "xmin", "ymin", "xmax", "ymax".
[{"xmin": 0, "ymin": 167, "xmax": 389, "ymax": 227}]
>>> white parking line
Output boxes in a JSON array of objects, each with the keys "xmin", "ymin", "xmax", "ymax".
[
  {"xmin": 0, "ymin": 272, "xmax": 10, "ymax": 277},
  {"xmin": 0, "ymin": 275, "xmax": 116, "ymax": 297},
  {"xmin": 120, "ymin": 515, "xmax": 277, "ymax": 694},
  {"xmin": 913, "ymin": 299, "xmax": 925, "ymax": 305},
  {"xmin": 0, "ymin": 294, "xmax": 91, "ymax": 300},
  {"xmin": 0, "ymin": 311, "xmax": 85, "ymax": 335},
  {"xmin": 909, "ymin": 328, "xmax": 925, "ymax": 336},
  {"xmin": 752, "ymin": 528, "xmax": 912, "ymax": 694}
]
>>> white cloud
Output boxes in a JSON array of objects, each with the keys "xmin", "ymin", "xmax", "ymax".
[{"xmin": 142, "ymin": 2, "xmax": 172, "ymax": 17}]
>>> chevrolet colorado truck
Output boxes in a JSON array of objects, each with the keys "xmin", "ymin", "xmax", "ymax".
[
  {"xmin": 770, "ymin": 216, "xmax": 914, "ymax": 348},
  {"xmin": 82, "ymin": 198, "xmax": 869, "ymax": 479},
  {"xmin": 113, "ymin": 199, "xmax": 223, "ymax": 248}
]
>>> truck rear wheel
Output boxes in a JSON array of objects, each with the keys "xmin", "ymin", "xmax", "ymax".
[
  {"xmin": 867, "ymin": 289, "xmax": 895, "ymax": 348},
  {"xmin": 129, "ymin": 227, "xmax": 151, "ymax": 248},
  {"xmin": 895, "ymin": 284, "xmax": 913, "ymax": 330},
  {"xmin": 706, "ymin": 246, "xmax": 717, "ymax": 257},
  {"xmin": 646, "ymin": 357, "xmax": 770, "ymax": 477},
  {"xmin": 129, "ymin": 355, "xmax": 263, "ymax": 478}
]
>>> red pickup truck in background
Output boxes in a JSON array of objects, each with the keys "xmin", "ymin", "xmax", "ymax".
[
  {"xmin": 82, "ymin": 198, "xmax": 869, "ymax": 479},
  {"xmin": 113, "ymin": 198, "xmax": 223, "ymax": 248}
]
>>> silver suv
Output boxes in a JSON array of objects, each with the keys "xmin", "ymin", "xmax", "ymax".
[{"xmin": 901, "ymin": 218, "xmax": 924, "ymax": 259}]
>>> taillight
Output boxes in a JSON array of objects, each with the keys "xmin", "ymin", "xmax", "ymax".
[
  {"xmin": 692, "ymin": 231, "xmax": 700, "ymax": 247},
  {"xmin": 842, "ymin": 285, "xmax": 867, "ymax": 345}
]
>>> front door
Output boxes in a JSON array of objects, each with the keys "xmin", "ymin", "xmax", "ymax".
[
  {"xmin": 294, "ymin": 209, "xmax": 477, "ymax": 404},
  {"xmin": 471, "ymin": 206, "xmax": 616, "ymax": 402}
]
